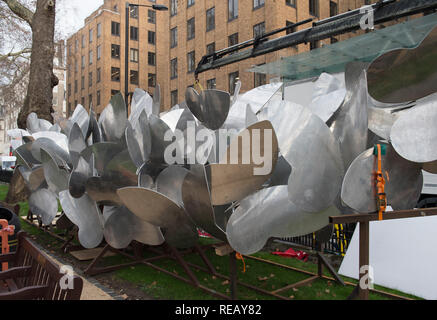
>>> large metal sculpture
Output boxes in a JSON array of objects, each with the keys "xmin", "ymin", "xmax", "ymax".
[{"xmin": 9, "ymin": 26, "xmax": 437, "ymax": 255}]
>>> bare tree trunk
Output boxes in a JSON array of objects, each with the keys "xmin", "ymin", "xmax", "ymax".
[
  {"xmin": 16, "ymin": 0, "xmax": 57, "ymax": 129},
  {"xmin": 5, "ymin": 168, "xmax": 29, "ymax": 203}
]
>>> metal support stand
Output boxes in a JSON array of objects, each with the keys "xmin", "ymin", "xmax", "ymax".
[{"xmin": 229, "ymin": 252, "xmax": 238, "ymax": 300}]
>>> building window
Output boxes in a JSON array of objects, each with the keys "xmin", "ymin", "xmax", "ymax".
[
  {"xmin": 111, "ymin": 90, "xmax": 120, "ymax": 96},
  {"xmin": 187, "ymin": 51, "xmax": 195, "ymax": 73},
  {"xmin": 81, "ymin": 55, "xmax": 85, "ymax": 69},
  {"xmin": 74, "ymin": 100, "xmax": 78, "ymax": 108},
  {"xmin": 97, "ymin": 23, "xmax": 102, "ymax": 37},
  {"xmin": 89, "ymin": 72, "xmax": 93, "ymax": 87},
  {"xmin": 229, "ymin": 0, "xmax": 238, "ymax": 21},
  {"xmin": 148, "ymin": 73, "xmax": 156, "ymax": 87},
  {"xmin": 229, "ymin": 33, "xmax": 239, "ymax": 54},
  {"xmin": 310, "ymin": 40, "xmax": 320, "ymax": 50},
  {"xmin": 148, "ymin": 31, "xmax": 156, "ymax": 45},
  {"xmin": 97, "ymin": 68, "xmax": 101, "ymax": 83},
  {"xmin": 82, "ymin": 35, "xmax": 86, "ymax": 48},
  {"xmin": 89, "ymin": 94, "xmax": 92, "ymax": 107},
  {"xmin": 286, "ymin": 21, "xmax": 296, "ymax": 35},
  {"xmin": 111, "ymin": 21, "xmax": 120, "ymax": 36},
  {"xmin": 171, "ymin": 90, "xmax": 178, "ymax": 107},
  {"xmin": 206, "ymin": 42, "xmax": 215, "ymax": 55},
  {"xmin": 81, "ymin": 97, "xmax": 85, "ymax": 106},
  {"xmin": 207, "ymin": 78, "xmax": 216, "ymax": 89},
  {"xmin": 170, "ymin": 0, "xmax": 177, "ymax": 16},
  {"xmin": 75, "ymin": 39, "xmax": 79, "ymax": 52},
  {"xmin": 68, "ymin": 84, "xmax": 71, "ymax": 97},
  {"xmin": 81, "ymin": 76, "xmax": 85, "ymax": 90},
  {"xmin": 130, "ymin": 5, "xmax": 138, "ymax": 18},
  {"xmin": 309, "ymin": 0, "xmax": 319, "ymax": 17},
  {"xmin": 229, "ymin": 71, "xmax": 239, "ymax": 95},
  {"xmin": 130, "ymin": 26, "xmax": 139, "ymax": 41},
  {"xmin": 111, "ymin": 44, "xmax": 120, "ymax": 58},
  {"xmin": 330, "ymin": 1, "xmax": 338, "ymax": 17},
  {"xmin": 253, "ymin": 0, "xmax": 264, "ymax": 10},
  {"xmin": 187, "ymin": 0, "xmax": 194, "ymax": 7},
  {"xmin": 148, "ymin": 10, "xmax": 156, "ymax": 23},
  {"xmin": 111, "ymin": 67, "xmax": 120, "ymax": 82},
  {"xmin": 148, "ymin": 52, "xmax": 156, "ymax": 66},
  {"xmin": 170, "ymin": 27, "xmax": 178, "ymax": 48},
  {"xmin": 187, "ymin": 18, "xmax": 195, "ymax": 40},
  {"xmin": 130, "ymin": 70, "xmax": 139, "ymax": 85},
  {"xmin": 74, "ymin": 80, "xmax": 78, "ymax": 93},
  {"xmin": 89, "ymin": 51, "xmax": 93, "ymax": 65},
  {"xmin": 254, "ymin": 66, "xmax": 266, "ymax": 87},
  {"xmin": 97, "ymin": 45, "xmax": 101, "ymax": 60},
  {"xmin": 286, "ymin": 0, "xmax": 296, "ymax": 7},
  {"xmin": 74, "ymin": 59, "xmax": 78, "ymax": 73},
  {"xmin": 253, "ymin": 22, "xmax": 265, "ymax": 38},
  {"xmin": 89, "ymin": 29, "xmax": 93, "ymax": 43},
  {"xmin": 331, "ymin": 37, "xmax": 338, "ymax": 44},
  {"xmin": 97, "ymin": 90, "xmax": 101, "ymax": 106},
  {"xmin": 206, "ymin": 7, "xmax": 215, "ymax": 32},
  {"xmin": 131, "ymin": 48, "xmax": 139, "ymax": 62},
  {"xmin": 170, "ymin": 58, "xmax": 178, "ymax": 79}
]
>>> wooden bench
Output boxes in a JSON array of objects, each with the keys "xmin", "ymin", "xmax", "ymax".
[{"xmin": 0, "ymin": 231, "xmax": 83, "ymax": 300}]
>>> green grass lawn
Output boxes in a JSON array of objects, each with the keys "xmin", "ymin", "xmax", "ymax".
[{"xmin": 0, "ymin": 184, "xmax": 421, "ymax": 300}]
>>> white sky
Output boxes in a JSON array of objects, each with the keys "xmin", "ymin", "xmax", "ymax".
[{"xmin": 57, "ymin": 0, "xmax": 104, "ymax": 38}]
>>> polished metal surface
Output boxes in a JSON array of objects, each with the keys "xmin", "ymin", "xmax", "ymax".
[
  {"xmin": 160, "ymin": 109, "xmax": 185, "ymax": 132},
  {"xmin": 390, "ymin": 100, "xmax": 437, "ymax": 163},
  {"xmin": 181, "ymin": 164, "xmax": 227, "ymax": 241},
  {"xmin": 367, "ymin": 106, "xmax": 398, "ymax": 140},
  {"xmin": 328, "ymin": 62, "xmax": 368, "ymax": 169},
  {"xmin": 260, "ymin": 100, "xmax": 344, "ymax": 212},
  {"xmin": 126, "ymin": 110, "xmax": 151, "ymax": 168},
  {"xmin": 40, "ymin": 149, "xmax": 69, "ymax": 195},
  {"xmin": 98, "ymin": 93, "xmax": 127, "ymax": 142},
  {"xmin": 70, "ymin": 104, "xmax": 90, "ymax": 138},
  {"xmin": 152, "ymin": 84, "xmax": 161, "ymax": 116},
  {"xmin": 116, "ymin": 186, "xmax": 198, "ymax": 248},
  {"xmin": 368, "ymin": 26, "xmax": 437, "ymax": 104},
  {"xmin": 29, "ymin": 188, "xmax": 58, "ymax": 226},
  {"xmin": 80, "ymin": 142, "xmax": 124, "ymax": 174},
  {"xmin": 307, "ymin": 73, "xmax": 346, "ymax": 123},
  {"xmin": 69, "ymin": 123, "xmax": 87, "ymax": 169},
  {"xmin": 156, "ymin": 165, "xmax": 189, "ymax": 207},
  {"xmin": 185, "ymin": 87, "xmax": 231, "ymax": 130},
  {"xmin": 31, "ymin": 132, "xmax": 70, "ymax": 166},
  {"xmin": 59, "ymin": 190, "xmax": 104, "ymax": 249},
  {"xmin": 341, "ymin": 144, "xmax": 423, "ymax": 213},
  {"xmin": 226, "ymin": 186, "xmax": 340, "ymax": 255},
  {"xmin": 69, "ymin": 155, "xmax": 92, "ymax": 198},
  {"xmin": 15, "ymin": 142, "xmax": 40, "ymax": 168},
  {"xmin": 103, "ymin": 206, "xmax": 165, "ymax": 249},
  {"xmin": 26, "ymin": 113, "xmax": 40, "ymax": 134},
  {"xmin": 148, "ymin": 115, "xmax": 175, "ymax": 164},
  {"xmin": 267, "ymin": 156, "xmax": 292, "ymax": 187},
  {"xmin": 28, "ymin": 166, "xmax": 47, "ymax": 191},
  {"xmin": 86, "ymin": 107, "xmax": 102, "ymax": 144},
  {"xmin": 207, "ymin": 120, "xmax": 279, "ymax": 205},
  {"xmin": 130, "ymin": 88, "xmax": 153, "ymax": 122}
]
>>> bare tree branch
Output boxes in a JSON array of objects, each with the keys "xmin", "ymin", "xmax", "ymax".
[
  {"xmin": 0, "ymin": 48, "xmax": 31, "ymax": 61},
  {"xmin": 1, "ymin": 0, "xmax": 34, "ymax": 26}
]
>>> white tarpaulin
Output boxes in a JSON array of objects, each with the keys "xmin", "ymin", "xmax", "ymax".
[{"xmin": 339, "ymin": 214, "xmax": 437, "ymax": 300}]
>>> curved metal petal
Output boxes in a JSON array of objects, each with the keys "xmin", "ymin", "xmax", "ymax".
[
  {"xmin": 70, "ymin": 104, "xmax": 90, "ymax": 138},
  {"xmin": 69, "ymin": 156, "xmax": 92, "ymax": 198},
  {"xmin": 226, "ymin": 186, "xmax": 340, "ymax": 255},
  {"xmin": 69, "ymin": 123, "xmax": 87, "ymax": 169},
  {"xmin": 185, "ymin": 88, "xmax": 231, "ymax": 130},
  {"xmin": 367, "ymin": 106, "xmax": 398, "ymax": 140},
  {"xmin": 160, "ymin": 109, "xmax": 185, "ymax": 132},
  {"xmin": 390, "ymin": 100, "xmax": 437, "ymax": 163},
  {"xmin": 28, "ymin": 166, "xmax": 47, "ymax": 191},
  {"xmin": 29, "ymin": 188, "xmax": 58, "ymax": 226},
  {"xmin": 267, "ymin": 156, "xmax": 292, "ymax": 187},
  {"xmin": 307, "ymin": 73, "xmax": 346, "ymax": 123},
  {"xmin": 80, "ymin": 142, "xmax": 124, "ymax": 174},
  {"xmin": 181, "ymin": 165, "xmax": 227, "ymax": 241},
  {"xmin": 207, "ymin": 120, "xmax": 279, "ymax": 205},
  {"xmin": 130, "ymin": 88, "xmax": 153, "ymax": 121},
  {"xmin": 260, "ymin": 101, "xmax": 344, "ymax": 212},
  {"xmin": 31, "ymin": 132, "xmax": 70, "ymax": 166},
  {"xmin": 367, "ymin": 26, "xmax": 437, "ymax": 104},
  {"xmin": 40, "ymin": 149, "xmax": 69, "ymax": 195},
  {"xmin": 156, "ymin": 165, "xmax": 189, "ymax": 207},
  {"xmin": 231, "ymin": 80, "xmax": 242, "ymax": 105},
  {"xmin": 14, "ymin": 142, "xmax": 41, "ymax": 169},
  {"xmin": 26, "ymin": 113, "xmax": 39, "ymax": 134},
  {"xmin": 152, "ymin": 84, "xmax": 161, "ymax": 116},
  {"xmin": 328, "ymin": 62, "xmax": 368, "ymax": 169},
  {"xmin": 126, "ymin": 111, "xmax": 151, "ymax": 168},
  {"xmin": 149, "ymin": 115, "xmax": 174, "ymax": 164},
  {"xmin": 341, "ymin": 144, "xmax": 423, "ymax": 213},
  {"xmin": 98, "ymin": 93, "xmax": 127, "ymax": 142},
  {"xmin": 423, "ymin": 161, "xmax": 437, "ymax": 174},
  {"xmin": 59, "ymin": 190, "xmax": 103, "ymax": 249},
  {"xmin": 103, "ymin": 206, "xmax": 165, "ymax": 249}
]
